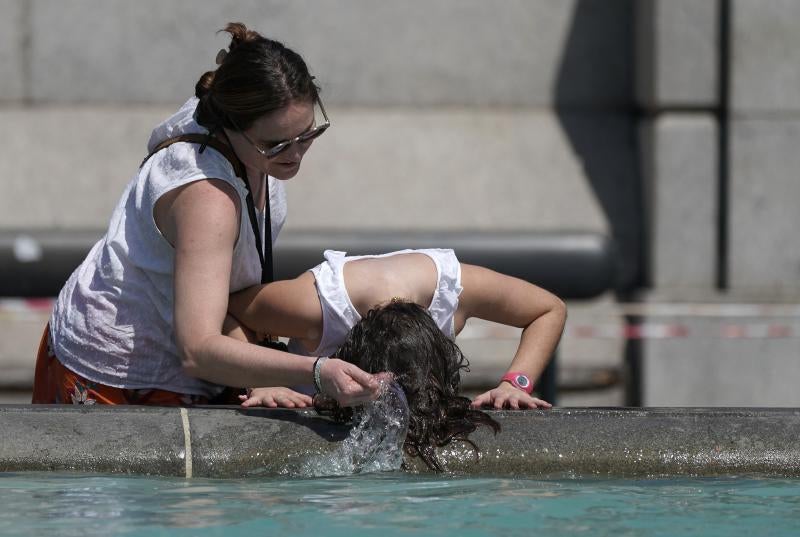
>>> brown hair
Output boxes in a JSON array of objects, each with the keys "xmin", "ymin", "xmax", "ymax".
[
  {"xmin": 195, "ymin": 22, "xmax": 320, "ymax": 131},
  {"xmin": 326, "ymin": 301, "xmax": 500, "ymax": 471}
]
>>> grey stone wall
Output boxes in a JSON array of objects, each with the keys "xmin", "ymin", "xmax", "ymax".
[
  {"xmin": 728, "ymin": 0, "xmax": 800, "ymax": 293},
  {"xmin": 0, "ymin": 0, "xmax": 636, "ymax": 409},
  {"xmin": 636, "ymin": 0, "xmax": 719, "ymax": 108},
  {"xmin": 3, "ymin": 1, "xmax": 798, "ymax": 292},
  {"xmin": 636, "ymin": 0, "xmax": 720, "ymax": 290},
  {"xmin": 641, "ymin": 114, "xmax": 718, "ymax": 289},
  {"xmin": 0, "ymin": 0, "xmax": 24, "ymax": 101},
  {"xmin": 633, "ymin": 0, "xmax": 800, "ymax": 406},
  {"xmin": 2, "ymin": 0, "xmax": 800, "ymax": 408},
  {"xmin": 23, "ymin": 0, "xmax": 631, "ymax": 107},
  {"xmin": 0, "ymin": 1, "xmax": 639, "ymax": 286}
]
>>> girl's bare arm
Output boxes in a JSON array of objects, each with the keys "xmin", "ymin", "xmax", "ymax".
[
  {"xmin": 228, "ymin": 271, "xmax": 324, "ymax": 344},
  {"xmin": 457, "ymin": 263, "xmax": 567, "ymax": 409}
]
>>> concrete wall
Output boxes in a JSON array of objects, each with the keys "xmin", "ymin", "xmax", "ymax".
[
  {"xmin": 24, "ymin": 0, "xmax": 631, "ymax": 108},
  {"xmin": 5, "ymin": 2, "xmax": 800, "ymax": 292},
  {"xmin": 2, "ymin": 0, "xmax": 800, "ymax": 407},
  {"xmin": 636, "ymin": 0, "xmax": 720, "ymax": 290},
  {"xmin": 0, "ymin": 0, "xmax": 636, "ymax": 408},
  {"xmin": 0, "ymin": 0, "xmax": 24, "ymax": 101},
  {"xmin": 635, "ymin": 0, "xmax": 719, "ymax": 109},
  {"xmin": 728, "ymin": 0, "xmax": 800, "ymax": 294},
  {"xmin": 0, "ymin": 0, "xmax": 641, "ymax": 289},
  {"xmin": 633, "ymin": 0, "xmax": 800, "ymax": 407},
  {"xmin": 636, "ymin": 0, "xmax": 800, "ymax": 296},
  {"xmin": 640, "ymin": 114, "xmax": 718, "ymax": 289}
]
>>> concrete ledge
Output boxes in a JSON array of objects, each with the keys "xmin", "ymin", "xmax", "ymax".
[{"xmin": 2, "ymin": 406, "xmax": 800, "ymax": 478}]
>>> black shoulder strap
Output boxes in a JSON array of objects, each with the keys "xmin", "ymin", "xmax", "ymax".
[{"xmin": 141, "ymin": 133, "xmax": 273, "ymax": 284}]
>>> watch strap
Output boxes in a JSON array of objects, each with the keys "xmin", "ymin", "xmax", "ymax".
[{"xmin": 501, "ymin": 372, "xmax": 534, "ymax": 394}]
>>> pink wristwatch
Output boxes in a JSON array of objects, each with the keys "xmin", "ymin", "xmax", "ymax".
[{"xmin": 501, "ymin": 372, "xmax": 534, "ymax": 394}]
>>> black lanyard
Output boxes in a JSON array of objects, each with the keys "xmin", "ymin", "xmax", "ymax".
[
  {"xmin": 242, "ymin": 175, "xmax": 273, "ymax": 284},
  {"xmin": 142, "ymin": 133, "xmax": 273, "ymax": 284}
]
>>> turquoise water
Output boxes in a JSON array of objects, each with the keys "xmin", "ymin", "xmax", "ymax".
[{"xmin": 2, "ymin": 473, "xmax": 800, "ymax": 536}]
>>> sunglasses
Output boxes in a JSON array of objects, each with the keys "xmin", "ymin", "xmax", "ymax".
[{"xmin": 229, "ymin": 98, "xmax": 330, "ymax": 159}]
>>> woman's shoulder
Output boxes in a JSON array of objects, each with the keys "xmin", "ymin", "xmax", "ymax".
[
  {"xmin": 143, "ymin": 97, "xmax": 240, "ymax": 185},
  {"xmin": 146, "ymin": 97, "xmax": 203, "ymax": 152},
  {"xmin": 142, "ymin": 139, "xmax": 243, "ymax": 204}
]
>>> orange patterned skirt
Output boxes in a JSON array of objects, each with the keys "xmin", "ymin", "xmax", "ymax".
[{"xmin": 31, "ymin": 324, "xmax": 240, "ymax": 406}]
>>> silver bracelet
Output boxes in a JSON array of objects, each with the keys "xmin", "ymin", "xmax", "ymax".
[{"xmin": 313, "ymin": 356, "xmax": 328, "ymax": 394}]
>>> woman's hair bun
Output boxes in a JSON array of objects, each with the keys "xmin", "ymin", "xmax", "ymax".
[
  {"xmin": 223, "ymin": 22, "xmax": 264, "ymax": 52},
  {"xmin": 194, "ymin": 70, "xmax": 215, "ymax": 99}
]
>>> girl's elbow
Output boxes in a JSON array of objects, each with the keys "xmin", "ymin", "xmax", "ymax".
[{"xmin": 552, "ymin": 296, "xmax": 568, "ymax": 323}]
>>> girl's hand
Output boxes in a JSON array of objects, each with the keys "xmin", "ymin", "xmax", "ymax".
[
  {"xmin": 470, "ymin": 382, "xmax": 552, "ymax": 410},
  {"xmin": 318, "ymin": 358, "xmax": 380, "ymax": 407},
  {"xmin": 239, "ymin": 387, "xmax": 313, "ymax": 408}
]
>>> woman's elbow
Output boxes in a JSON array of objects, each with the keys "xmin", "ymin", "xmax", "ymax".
[
  {"xmin": 178, "ymin": 349, "xmax": 202, "ymax": 379},
  {"xmin": 176, "ymin": 338, "xmax": 209, "ymax": 379}
]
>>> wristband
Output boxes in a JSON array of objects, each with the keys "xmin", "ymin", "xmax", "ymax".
[
  {"xmin": 501, "ymin": 372, "xmax": 534, "ymax": 394},
  {"xmin": 313, "ymin": 356, "xmax": 328, "ymax": 394}
]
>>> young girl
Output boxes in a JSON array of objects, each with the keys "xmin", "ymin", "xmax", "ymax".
[{"xmin": 227, "ymin": 248, "xmax": 566, "ymax": 410}]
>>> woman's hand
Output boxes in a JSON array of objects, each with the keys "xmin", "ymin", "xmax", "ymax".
[
  {"xmin": 470, "ymin": 382, "xmax": 552, "ymax": 410},
  {"xmin": 318, "ymin": 358, "xmax": 380, "ymax": 407},
  {"xmin": 239, "ymin": 387, "xmax": 313, "ymax": 408}
]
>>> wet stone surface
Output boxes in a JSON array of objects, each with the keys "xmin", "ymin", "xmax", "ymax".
[{"xmin": 3, "ymin": 406, "xmax": 800, "ymax": 478}]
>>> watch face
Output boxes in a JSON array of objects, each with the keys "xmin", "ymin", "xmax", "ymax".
[{"xmin": 515, "ymin": 375, "xmax": 530, "ymax": 388}]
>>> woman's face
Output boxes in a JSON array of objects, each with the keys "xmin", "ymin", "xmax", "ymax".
[{"xmin": 231, "ymin": 100, "xmax": 317, "ymax": 180}]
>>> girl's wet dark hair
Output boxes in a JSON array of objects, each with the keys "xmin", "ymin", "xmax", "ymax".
[
  {"xmin": 195, "ymin": 22, "xmax": 320, "ymax": 131},
  {"xmin": 326, "ymin": 300, "xmax": 500, "ymax": 471}
]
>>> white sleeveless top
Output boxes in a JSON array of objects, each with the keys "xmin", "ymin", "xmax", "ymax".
[
  {"xmin": 288, "ymin": 249, "xmax": 463, "ymax": 358},
  {"xmin": 49, "ymin": 97, "xmax": 287, "ymax": 397}
]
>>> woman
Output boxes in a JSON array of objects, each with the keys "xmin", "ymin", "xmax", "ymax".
[
  {"xmin": 32, "ymin": 23, "xmax": 379, "ymax": 407},
  {"xmin": 227, "ymin": 248, "xmax": 567, "ymax": 410}
]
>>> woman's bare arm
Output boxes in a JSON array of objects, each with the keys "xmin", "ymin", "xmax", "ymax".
[
  {"xmin": 457, "ymin": 263, "xmax": 567, "ymax": 409},
  {"xmin": 157, "ymin": 178, "xmax": 378, "ymax": 405}
]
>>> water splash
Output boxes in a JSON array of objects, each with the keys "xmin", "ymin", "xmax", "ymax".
[{"xmin": 301, "ymin": 379, "xmax": 410, "ymax": 477}]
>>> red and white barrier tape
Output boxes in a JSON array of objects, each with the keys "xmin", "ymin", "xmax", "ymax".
[
  {"xmin": 460, "ymin": 321, "xmax": 798, "ymax": 340},
  {"xmin": 566, "ymin": 322, "xmax": 796, "ymax": 339},
  {"xmin": 0, "ymin": 298, "xmax": 55, "ymax": 319}
]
